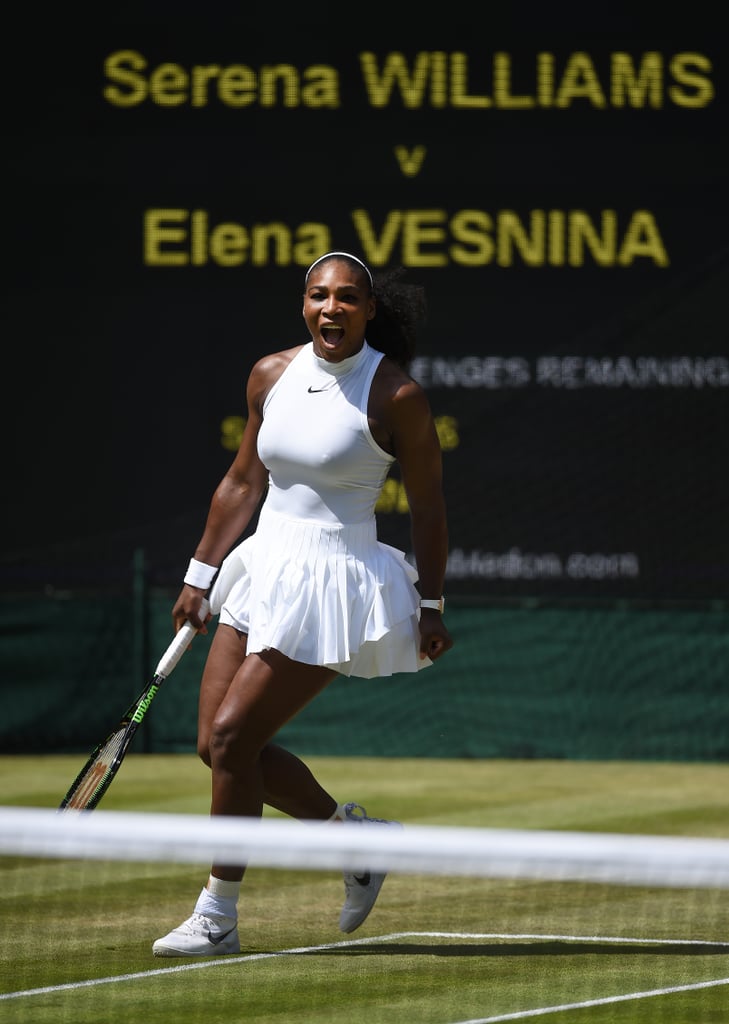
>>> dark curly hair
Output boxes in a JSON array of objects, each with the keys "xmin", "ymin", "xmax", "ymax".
[
  {"xmin": 368, "ymin": 265, "xmax": 426, "ymax": 369},
  {"xmin": 304, "ymin": 253, "xmax": 427, "ymax": 369}
]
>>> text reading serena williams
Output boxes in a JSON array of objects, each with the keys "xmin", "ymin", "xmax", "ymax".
[{"xmin": 104, "ymin": 49, "xmax": 715, "ymax": 272}]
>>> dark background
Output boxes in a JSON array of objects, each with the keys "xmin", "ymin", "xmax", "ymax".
[{"xmin": 4, "ymin": 15, "xmax": 728, "ymax": 602}]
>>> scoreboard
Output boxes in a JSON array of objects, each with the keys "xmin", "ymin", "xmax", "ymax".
[{"xmin": 5, "ymin": 20, "xmax": 728, "ymax": 600}]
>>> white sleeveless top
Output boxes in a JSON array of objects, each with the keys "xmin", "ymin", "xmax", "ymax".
[
  {"xmin": 209, "ymin": 341, "xmax": 431, "ymax": 677},
  {"xmin": 258, "ymin": 342, "xmax": 394, "ymax": 526}
]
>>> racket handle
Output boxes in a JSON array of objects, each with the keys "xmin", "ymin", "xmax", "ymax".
[{"xmin": 154, "ymin": 598, "xmax": 210, "ymax": 678}]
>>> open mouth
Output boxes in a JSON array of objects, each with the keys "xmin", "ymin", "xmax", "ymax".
[{"xmin": 321, "ymin": 326, "xmax": 345, "ymax": 344}]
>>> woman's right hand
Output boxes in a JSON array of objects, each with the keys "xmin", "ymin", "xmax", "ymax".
[{"xmin": 173, "ymin": 585, "xmax": 211, "ymax": 634}]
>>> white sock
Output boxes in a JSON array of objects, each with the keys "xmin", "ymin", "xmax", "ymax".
[
  {"xmin": 194, "ymin": 878, "xmax": 240, "ymax": 920},
  {"xmin": 207, "ymin": 876, "xmax": 242, "ymax": 902}
]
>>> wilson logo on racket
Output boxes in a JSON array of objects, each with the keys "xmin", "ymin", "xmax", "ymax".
[{"xmin": 132, "ymin": 684, "xmax": 159, "ymax": 723}]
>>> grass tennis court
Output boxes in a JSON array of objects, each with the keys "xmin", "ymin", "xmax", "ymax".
[{"xmin": 2, "ymin": 755, "xmax": 729, "ymax": 1023}]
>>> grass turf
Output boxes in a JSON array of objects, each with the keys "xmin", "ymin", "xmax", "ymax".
[{"xmin": 1, "ymin": 755, "xmax": 729, "ymax": 1023}]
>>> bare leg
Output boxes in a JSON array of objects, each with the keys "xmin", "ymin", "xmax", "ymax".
[
  {"xmin": 259, "ymin": 743, "xmax": 339, "ymax": 820},
  {"xmin": 196, "ymin": 623, "xmax": 248, "ymax": 766},
  {"xmin": 152, "ymin": 626, "xmax": 342, "ymax": 955},
  {"xmin": 197, "ymin": 623, "xmax": 338, "ymax": 880}
]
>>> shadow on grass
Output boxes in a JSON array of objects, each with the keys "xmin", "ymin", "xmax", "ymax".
[{"xmin": 291, "ymin": 941, "xmax": 729, "ymax": 958}]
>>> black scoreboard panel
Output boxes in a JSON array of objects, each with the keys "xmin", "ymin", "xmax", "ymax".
[{"xmin": 5, "ymin": 20, "xmax": 728, "ymax": 600}]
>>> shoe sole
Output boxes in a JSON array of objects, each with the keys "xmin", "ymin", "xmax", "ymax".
[
  {"xmin": 152, "ymin": 933, "xmax": 240, "ymax": 957},
  {"xmin": 153, "ymin": 942, "xmax": 240, "ymax": 957}
]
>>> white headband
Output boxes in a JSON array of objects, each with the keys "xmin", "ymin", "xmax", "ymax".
[{"xmin": 305, "ymin": 251, "xmax": 374, "ymax": 288}]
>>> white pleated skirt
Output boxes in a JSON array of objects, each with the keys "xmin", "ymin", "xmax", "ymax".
[{"xmin": 209, "ymin": 504, "xmax": 431, "ymax": 678}]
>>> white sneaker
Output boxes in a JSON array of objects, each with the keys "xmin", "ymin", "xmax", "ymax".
[
  {"xmin": 339, "ymin": 802, "xmax": 402, "ymax": 933},
  {"xmin": 152, "ymin": 912, "xmax": 240, "ymax": 957}
]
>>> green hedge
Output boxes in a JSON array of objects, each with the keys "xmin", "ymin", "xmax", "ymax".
[{"xmin": 2, "ymin": 592, "xmax": 728, "ymax": 761}]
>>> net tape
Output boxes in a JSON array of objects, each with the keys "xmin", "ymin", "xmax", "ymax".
[{"xmin": 2, "ymin": 806, "xmax": 729, "ymax": 889}]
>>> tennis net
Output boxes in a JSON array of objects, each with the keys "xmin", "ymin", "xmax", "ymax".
[
  {"xmin": 3, "ymin": 805, "xmax": 729, "ymax": 888},
  {"xmin": 3, "ymin": 769, "xmax": 729, "ymax": 1023}
]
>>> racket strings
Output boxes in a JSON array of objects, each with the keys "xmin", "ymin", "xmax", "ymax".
[{"xmin": 62, "ymin": 727, "xmax": 130, "ymax": 810}]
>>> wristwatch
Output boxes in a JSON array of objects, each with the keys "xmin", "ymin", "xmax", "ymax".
[{"xmin": 420, "ymin": 597, "xmax": 445, "ymax": 613}]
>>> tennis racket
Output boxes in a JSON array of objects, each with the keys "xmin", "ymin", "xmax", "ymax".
[{"xmin": 58, "ymin": 600, "xmax": 209, "ymax": 812}]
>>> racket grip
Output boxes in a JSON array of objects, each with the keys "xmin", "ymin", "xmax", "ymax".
[{"xmin": 154, "ymin": 598, "xmax": 210, "ymax": 678}]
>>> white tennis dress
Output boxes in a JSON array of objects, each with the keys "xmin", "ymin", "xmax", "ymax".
[{"xmin": 209, "ymin": 341, "xmax": 431, "ymax": 678}]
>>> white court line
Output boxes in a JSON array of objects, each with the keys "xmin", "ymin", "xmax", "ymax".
[
  {"xmin": 2, "ymin": 930, "xmax": 728, "ymax": 1012},
  {"xmin": 451, "ymin": 977, "xmax": 729, "ymax": 1024}
]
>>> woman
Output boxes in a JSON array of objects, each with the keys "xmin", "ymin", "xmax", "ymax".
[{"xmin": 153, "ymin": 251, "xmax": 453, "ymax": 956}]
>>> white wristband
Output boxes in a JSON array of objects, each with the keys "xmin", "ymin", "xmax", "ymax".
[
  {"xmin": 184, "ymin": 557, "xmax": 218, "ymax": 590},
  {"xmin": 420, "ymin": 597, "xmax": 445, "ymax": 613}
]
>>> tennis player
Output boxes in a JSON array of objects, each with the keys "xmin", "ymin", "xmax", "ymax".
[{"xmin": 153, "ymin": 252, "xmax": 453, "ymax": 956}]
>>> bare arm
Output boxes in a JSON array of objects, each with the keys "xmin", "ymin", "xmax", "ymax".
[
  {"xmin": 389, "ymin": 378, "xmax": 453, "ymax": 662},
  {"xmin": 172, "ymin": 352, "xmax": 287, "ymax": 632}
]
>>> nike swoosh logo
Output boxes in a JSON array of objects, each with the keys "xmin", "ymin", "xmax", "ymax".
[
  {"xmin": 207, "ymin": 925, "xmax": 237, "ymax": 945},
  {"xmin": 307, "ymin": 385, "xmax": 332, "ymax": 393},
  {"xmin": 353, "ymin": 872, "xmax": 371, "ymax": 886}
]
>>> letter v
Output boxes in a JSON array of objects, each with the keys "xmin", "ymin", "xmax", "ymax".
[{"xmin": 394, "ymin": 145, "xmax": 427, "ymax": 177}]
